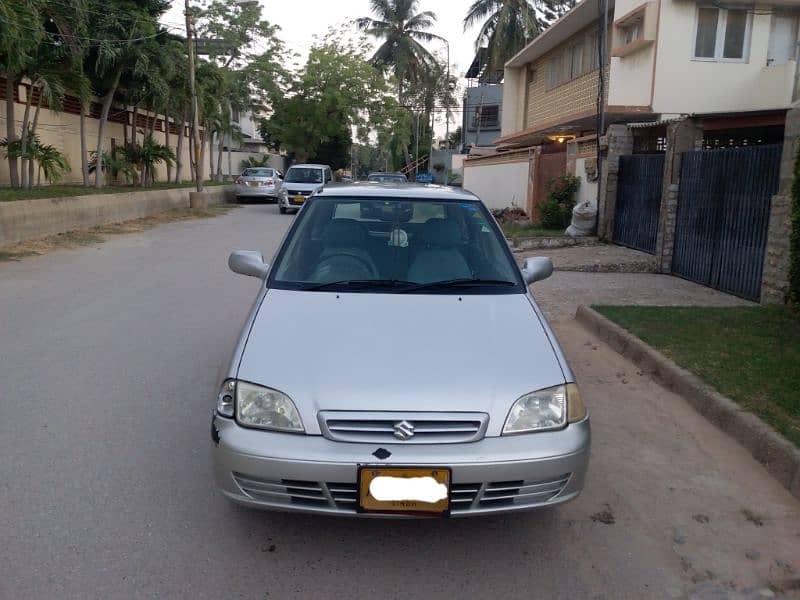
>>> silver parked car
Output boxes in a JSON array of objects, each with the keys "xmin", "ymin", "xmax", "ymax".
[
  {"xmin": 234, "ymin": 167, "xmax": 283, "ymax": 202},
  {"xmin": 278, "ymin": 163, "xmax": 333, "ymax": 214},
  {"xmin": 214, "ymin": 183, "xmax": 590, "ymax": 517}
]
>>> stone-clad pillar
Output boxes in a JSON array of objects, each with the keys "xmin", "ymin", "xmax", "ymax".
[
  {"xmin": 760, "ymin": 106, "xmax": 799, "ymax": 303},
  {"xmin": 597, "ymin": 124, "xmax": 633, "ymax": 240},
  {"xmin": 654, "ymin": 118, "xmax": 702, "ymax": 273}
]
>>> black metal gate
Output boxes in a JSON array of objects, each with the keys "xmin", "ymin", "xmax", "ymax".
[
  {"xmin": 671, "ymin": 144, "xmax": 781, "ymax": 301},
  {"xmin": 613, "ymin": 154, "xmax": 664, "ymax": 253}
]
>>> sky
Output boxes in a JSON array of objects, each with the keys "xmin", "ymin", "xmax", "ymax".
[{"xmin": 161, "ymin": 0, "xmax": 485, "ymax": 136}]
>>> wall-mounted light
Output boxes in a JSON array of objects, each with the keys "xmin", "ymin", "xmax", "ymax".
[{"xmin": 547, "ymin": 134, "xmax": 576, "ymax": 144}]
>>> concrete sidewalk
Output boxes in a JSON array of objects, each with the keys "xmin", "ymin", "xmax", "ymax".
[
  {"xmin": 518, "ymin": 243, "xmax": 657, "ymax": 273},
  {"xmin": 532, "ymin": 270, "xmax": 752, "ymax": 322}
]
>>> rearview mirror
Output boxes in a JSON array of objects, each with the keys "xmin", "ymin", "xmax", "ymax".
[
  {"xmin": 229, "ymin": 250, "xmax": 269, "ymax": 280},
  {"xmin": 521, "ymin": 256, "xmax": 553, "ymax": 285}
]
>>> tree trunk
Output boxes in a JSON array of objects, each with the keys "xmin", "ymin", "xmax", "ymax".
[
  {"xmin": 227, "ymin": 104, "xmax": 233, "ymax": 179},
  {"xmin": 165, "ymin": 117, "xmax": 172, "ymax": 183},
  {"xmin": 217, "ymin": 133, "xmax": 224, "ymax": 180},
  {"xmin": 5, "ymin": 76, "xmax": 20, "ymax": 187},
  {"xmin": 148, "ymin": 109, "xmax": 156, "ymax": 138},
  {"xmin": 19, "ymin": 83, "xmax": 35, "ymax": 188},
  {"xmin": 80, "ymin": 103, "xmax": 89, "ymax": 186},
  {"xmin": 397, "ymin": 79, "xmax": 412, "ymax": 169},
  {"xmin": 131, "ymin": 104, "xmax": 138, "ymax": 148},
  {"xmin": 209, "ymin": 131, "xmax": 215, "ymax": 180},
  {"xmin": 27, "ymin": 99, "xmax": 42, "ymax": 188},
  {"xmin": 95, "ymin": 70, "xmax": 122, "ymax": 188},
  {"xmin": 175, "ymin": 113, "xmax": 185, "ymax": 183},
  {"xmin": 197, "ymin": 124, "xmax": 207, "ymax": 185}
]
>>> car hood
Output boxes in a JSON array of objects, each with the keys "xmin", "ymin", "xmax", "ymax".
[{"xmin": 237, "ymin": 289, "xmax": 566, "ymax": 436}]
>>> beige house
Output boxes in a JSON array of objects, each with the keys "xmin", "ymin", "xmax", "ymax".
[{"xmin": 463, "ymin": 0, "xmax": 799, "ymax": 217}]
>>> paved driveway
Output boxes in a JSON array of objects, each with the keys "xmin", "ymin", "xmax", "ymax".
[{"xmin": 1, "ymin": 205, "xmax": 796, "ymax": 599}]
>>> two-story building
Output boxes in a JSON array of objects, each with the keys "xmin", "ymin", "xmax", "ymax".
[
  {"xmin": 461, "ymin": 48, "xmax": 504, "ymax": 152},
  {"xmin": 463, "ymin": 0, "xmax": 799, "ymax": 217}
]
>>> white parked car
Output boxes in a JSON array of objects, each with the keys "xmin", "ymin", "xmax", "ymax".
[{"xmin": 279, "ymin": 164, "xmax": 333, "ymax": 214}]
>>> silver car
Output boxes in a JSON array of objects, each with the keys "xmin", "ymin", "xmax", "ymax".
[
  {"xmin": 234, "ymin": 167, "xmax": 283, "ymax": 202},
  {"xmin": 214, "ymin": 184, "xmax": 590, "ymax": 517}
]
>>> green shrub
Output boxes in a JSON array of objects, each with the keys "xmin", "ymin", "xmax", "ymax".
[
  {"xmin": 541, "ymin": 174, "xmax": 581, "ymax": 229},
  {"xmin": 790, "ymin": 141, "xmax": 800, "ymax": 305},
  {"xmin": 540, "ymin": 199, "xmax": 564, "ymax": 230}
]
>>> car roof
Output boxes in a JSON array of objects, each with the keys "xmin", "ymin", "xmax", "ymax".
[
  {"xmin": 288, "ymin": 164, "xmax": 329, "ymax": 169},
  {"xmin": 368, "ymin": 172, "xmax": 405, "ymax": 176},
  {"xmin": 315, "ymin": 182, "xmax": 479, "ymax": 201}
]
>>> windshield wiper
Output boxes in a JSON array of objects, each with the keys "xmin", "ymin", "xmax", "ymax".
[
  {"xmin": 398, "ymin": 278, "xmax": 517, "ymax": 293},
  {"xmin": 300, "ymin": 279, "xmax": 414, "ymax": 291}
]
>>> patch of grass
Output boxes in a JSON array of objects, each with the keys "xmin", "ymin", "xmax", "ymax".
[
  {"xmin": 0, "ymin": 204, "xmax": 236, "ymax": 262},
  {"xmin": 501, "ymin": 221, "xmax": 565, "ymax": 240},
  {"xmin": 593, "ymin": 305, "xmax": 800, "ymax": 447},
  {"xmin": 0, "ymin": 180, "xmax": 227, "ymax": 202}
]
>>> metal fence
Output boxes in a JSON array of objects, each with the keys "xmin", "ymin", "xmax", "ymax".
[
  {"xmin": 612, "ymin": 154, "xmax": 665, "ymax": 254},
  {"xmin": 671, "ymin": 144, "xmax": 782, "ymax": 301}
]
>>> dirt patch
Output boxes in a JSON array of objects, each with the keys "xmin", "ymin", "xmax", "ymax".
[
  {"xmin": 0, "ymin": 205, "xmax": 236, "ymax": 262},
  {"xmin": 590, "ymin": 504, "xmax": 615, "ymax": 524},
  {"xmin": 741, "ymin": 508, "xmax": 765, "ymax": 527}
]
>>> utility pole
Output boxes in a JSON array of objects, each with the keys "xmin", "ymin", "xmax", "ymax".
[
  {"xmin": 443, "ymin": 39, "xmax": 451, "ymax": 185},
  {"xmin": 185, "ymin": 0, "xmax": 202, "ymax": 192}
]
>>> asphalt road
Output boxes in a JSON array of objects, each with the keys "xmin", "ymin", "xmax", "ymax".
[{"xmin": 1, "ymin": 205, "xmax": 798, "ymax": 600}]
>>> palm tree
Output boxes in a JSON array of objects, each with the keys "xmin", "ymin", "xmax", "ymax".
[
  {"xmin": 464, "ymin": 0, "xmax": 576, "ymax": 78},
  {"xmin": 356, "ymin": 0, "xmax": 442, "ymax": 106},
  {"xmin": 0, "ymin": 0, "xmax": 44, "ymax": 187}
]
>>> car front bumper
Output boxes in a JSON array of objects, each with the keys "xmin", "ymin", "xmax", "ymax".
[{"xmin": 212, "ymin": 415, "xmax": 590, "ymax": 517}]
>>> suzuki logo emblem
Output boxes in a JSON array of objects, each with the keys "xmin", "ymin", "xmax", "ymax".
[{"xmin": 393, "ymin": 420, "xmax": 415, "ymax": 440}]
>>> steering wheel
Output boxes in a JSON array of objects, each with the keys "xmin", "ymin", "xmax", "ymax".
[{"xmin": 311, "ymin": 251, "xmax": 379, "ymax": 281}]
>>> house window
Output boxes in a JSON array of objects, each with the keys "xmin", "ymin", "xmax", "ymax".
[
  {"xmin": 694, "ymin": 6, "xmax": 751, "ymax": 61},
  {"xmin": 546, "ymin": 31, "xmax": 600, "ymax": 90},
  {"xmin": 569, "ymin": 43, "xmax": 584, "ymax": 78},
  {"xmin": 472, "ymin": 104, "xmax": 499, "ymax": 129},
  {"xmin": 768, "ymin": 13, "xmax": 799, "ymax": 66},
  {"xmin": 547, "ymin": 53, "xmax": 562, "ymax": 89},
  {"xmin": 621, "ymin": 19, "xmax": 643, "ymax": 45}
]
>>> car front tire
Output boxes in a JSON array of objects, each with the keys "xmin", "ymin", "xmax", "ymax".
[{"xmin": 279, "ymin": 206, "xmax": 287, "ymax": 214}]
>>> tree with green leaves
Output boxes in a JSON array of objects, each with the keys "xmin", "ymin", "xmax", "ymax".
[
  {"xmin": 85, "ymin": 0, "xmax": 170, "ymax": 188},
  {"xmin": 260, "ymin": 38, "xmax": 399, "ymax": 167},
  {"xmin": 464, "ymin": 0, "xmax": 576, "ymax": 78},
  {"xmin": 0, "ymin": 0, "xmax": 44, "ymax": 187},
  {"xmin": 356, "ymin": 0, "xmax": 442, "ymax": 106}
]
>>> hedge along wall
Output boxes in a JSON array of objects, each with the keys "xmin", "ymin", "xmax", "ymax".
[{"xmin": 790, "ymin": 141, "xmax": 800, "ymax": 305}]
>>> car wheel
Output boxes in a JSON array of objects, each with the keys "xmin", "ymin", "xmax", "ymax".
[{"xmin": 279, "ymin": 206, "xmax": 287, "ymax": 214}]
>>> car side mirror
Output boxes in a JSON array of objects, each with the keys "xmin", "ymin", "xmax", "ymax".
[
  {"xmin": 521, "ymin": 256, "xmax": 553, "ymax": 285},
  {"xmin": 229, "ymin": 250, "xmax": 269, "ymax": 280}
]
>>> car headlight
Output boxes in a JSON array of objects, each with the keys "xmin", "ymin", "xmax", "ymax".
[
  {"xmin": 502, "ymin": 383, "xmax": 586, "ymax": 435},
  {"xmin": 236, "ymin": 381, "xmax": 304, "ymax": 432}
]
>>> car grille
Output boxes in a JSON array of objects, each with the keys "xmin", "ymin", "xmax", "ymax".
[
  {"xmin": 318, "ymin": 411, "xmax": 489, "ymax": 444},
  {"xmin": 232, "ymin": 472, "xmax": 571, "ymax": 514},
  {"xmin": 286, "ymin": 189, "xmax": 311, "ymax": 196}
]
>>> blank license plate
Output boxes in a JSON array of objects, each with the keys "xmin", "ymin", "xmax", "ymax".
[{"xmin": 358, "ymin": 467, "xmax": 450, "ymax": 515}]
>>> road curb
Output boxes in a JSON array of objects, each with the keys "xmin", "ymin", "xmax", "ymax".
[{"xmin": 575, "ymin": 305, "xmax": 800, "ymax": 500}]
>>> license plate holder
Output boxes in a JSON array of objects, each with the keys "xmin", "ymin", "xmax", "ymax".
[{"xmin": 358, "ymin": 466, "xmax": 451, "ymax": 516}]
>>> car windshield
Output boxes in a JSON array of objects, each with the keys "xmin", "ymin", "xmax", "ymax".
[
  {"xmin": 368, "ymin": 174, "xmax": 407, "ymax": 183},
  {"xmin": 286, "ymin": 168, "xmax": 323, "ymax": 183},
  {"xmin": 242, "ymin": 168, "xmax": 273, "ymax": 177},
  {"xmin": 269, "ymin": 197, "xmax": 523, "ymax": 294}
]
